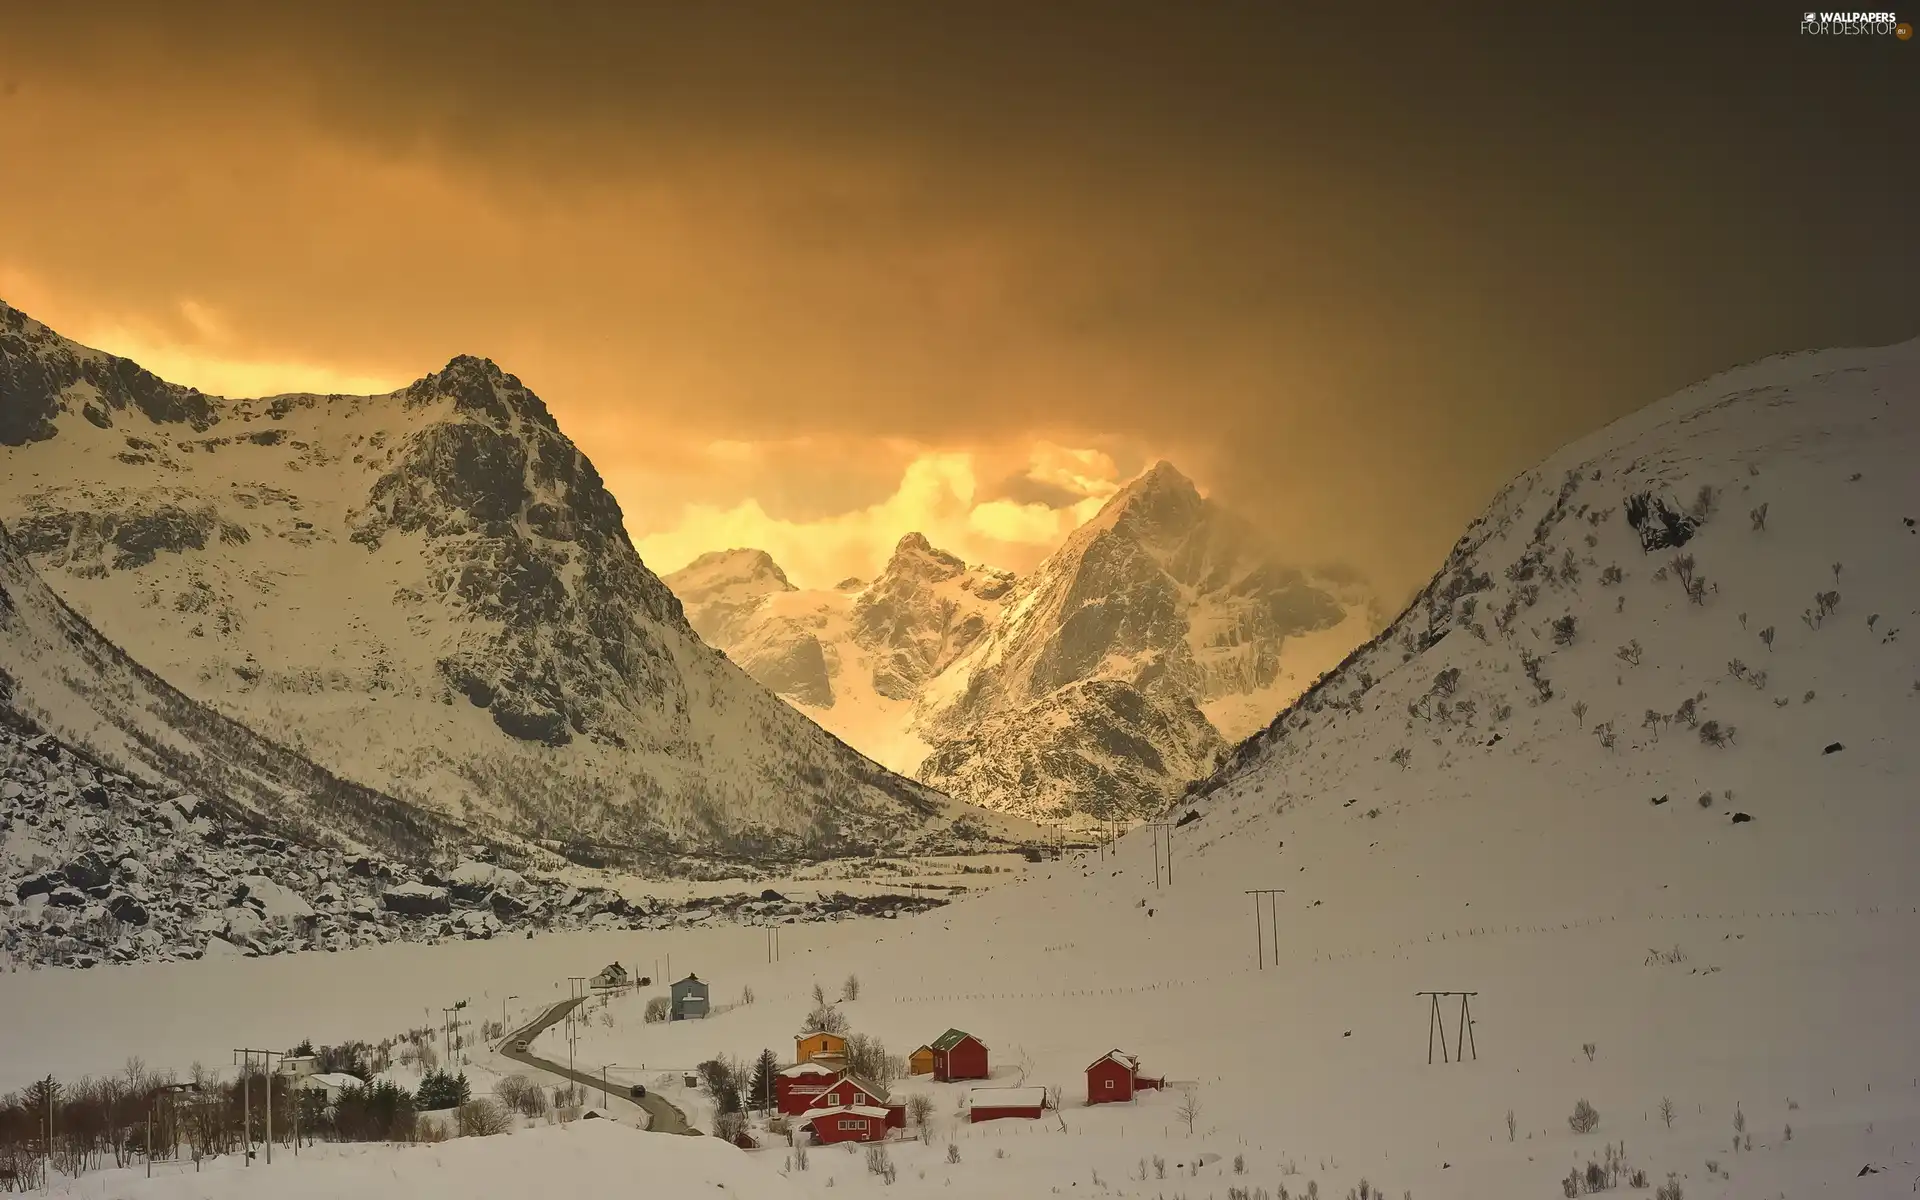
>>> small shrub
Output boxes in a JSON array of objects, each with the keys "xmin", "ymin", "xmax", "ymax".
[
  {"xmin": 1507, "ymin": 1109, "xmax": 1517, "ymax": 1141},
  {"xmin": 456, "ymin": 1098, "xmax": 512, "ymax": 1137},
  {"xmin": 1732, "ymin": 1105, "xmax": 1745, "ymax": 1135},
  {"xmin": 1569, "ymin": 1098, "xmax": 1600, "ymax": 1134},
  {"xmin": 841, "ymin": 974, "xmax": 862, "ymax": 1002},
  {"xmin": 1235, "ymin": 1153, "xmax": 1247, "ymax": 1174},
  {"xmin": 947, "ymin": 1143, "xmax": 959, "ymax": 1164},
  {"xmin": 1601, "ymin": 564, "xmax": 1623, "ymax": 585},
  {"xmin": 1697, "ymin": 792, "xmax": 1713, "ymax": 808},
  {"xmin": 1655, "ymin": 1174, "xmax": 1683, "ymax": 1200},
  {"xmin": 1582, "ymin": 1042, "xmax": 1596, "ymax": 1061},
  {"xmin": 643, "ymin": 996, "xmax": 670, "ymax": 1023},
  {"xmin": 1699, "ymin": 720, "xmax": 1733, "ymax": 747},
  {"xmin": 1749, "ymin": 502, "xmax": 1768, "ymax": 531},
  {"xmin": 1593, "ymin": 722, "xmax": 1616, "ymax": 749},
  {"xmin": 1627, "ymin": 1167, "xmax": 1648, "ymax": 1188},
  {"xmin": 1616, "ymin": 640, "xmax": 1643, "ymax": 666},
  {"xmin": 1562, "ymin": 1169, "xmax": 1580, "ymax": 1198},
  {"xmin": 1759, "ymin": 625, "xmax": 1774, "ymax": 650},
  {"xmin": 1658, "ymin": 1097, "xmax": 1675, "ymax": 1128},
  {"xmin": 1552, "ymin": 615, "xmax": 1579, "ymax": 646}
]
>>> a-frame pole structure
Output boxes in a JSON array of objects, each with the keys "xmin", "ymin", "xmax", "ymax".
[
  {"xmin": 1244, "ymin": 889, "xmax": 1284, "ymax": 968},
  {"xmin": 1415, "ymin": 992, "xmax": 1479, "ymax": 1064}
]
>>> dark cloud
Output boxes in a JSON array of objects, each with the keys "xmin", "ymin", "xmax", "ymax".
[{"xmin": 0, "ymin": 3, "xmax": 1915, "ymax": 595}]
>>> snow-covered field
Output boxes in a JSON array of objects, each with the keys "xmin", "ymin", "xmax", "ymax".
[{"xmin": 23, "ymin": 1119, "xmax": 806, "ymax": 1198}]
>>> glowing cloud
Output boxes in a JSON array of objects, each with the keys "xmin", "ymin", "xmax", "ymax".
[{"xmin": 629, "ymin": 442, "xmax": 1129, "ymax": 588}]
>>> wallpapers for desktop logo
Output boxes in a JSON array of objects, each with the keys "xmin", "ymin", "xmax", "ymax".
[{"xmin": 1799, "ymin": 10, "xmax": 1910, "ymax": 35}]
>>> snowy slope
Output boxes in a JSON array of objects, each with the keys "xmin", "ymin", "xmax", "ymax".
[{"xmin": 0, "ymin": 299, "xmax": 1029, "ymax": 860}]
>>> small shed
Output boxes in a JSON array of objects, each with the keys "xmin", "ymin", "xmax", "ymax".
[
  {"xmin": 774, "ymin": 1062, "xmax": 838, "ymax": 1115},
  {"xmin": 669, "ymin": 973, "xmax": 710, "ymax": 1021},
  {"xmin": 803, "ymin": 1104, "xmax": 892, "ymax": 1144},
  {"xmin": 967, "ymin": 1086, "xmax": 1046, "ymax": 1122},
  {"xmin": 907, "ymin": 1045, "xmax": 935, "ymax": 1076},
  {"xmin": 1085, "ymin": 1049, "xmax": 1162, "ymax": 1104},
  {"xmin": 930, "ymin": 1029, "xmax": 990, "ymax": 1081},
  {"xmin": 795, "ymin": 1030, "xmax": 847, "ymax": 1064}
]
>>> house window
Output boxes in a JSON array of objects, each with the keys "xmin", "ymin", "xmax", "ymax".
[
  {"xmin": 1104, "ymin": 1080, "xmax": 1114, "ymax": 1089},
  {"xmin": 839, "ymin": 1119, "xmax": 861, "ymax": 1130}
]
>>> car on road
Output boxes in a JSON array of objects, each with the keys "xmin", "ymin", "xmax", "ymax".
[
  {"xmin": 513, "ymin": 1040, "xmax": 529, "ymax": 1052},
  {"xmin": 629, "ymin": 1083, "xmax": 647, "ymax": 1099}
]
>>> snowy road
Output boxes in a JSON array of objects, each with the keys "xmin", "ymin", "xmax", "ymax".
[{"xmin": 500, "ymin": 997, "xmax": 698, "ymax": 1136}]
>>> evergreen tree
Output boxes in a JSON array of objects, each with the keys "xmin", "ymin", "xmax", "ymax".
[{"xmin": 750, "ymin": 1049, "xmax": 780, "ymax": 1112}]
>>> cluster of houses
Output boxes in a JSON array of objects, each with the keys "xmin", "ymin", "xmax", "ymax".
[{"xmin": 775, "ymin": 1029, "xmax": 1165, "ymax": 1145}]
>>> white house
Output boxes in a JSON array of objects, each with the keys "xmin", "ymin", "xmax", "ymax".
[{"xmin": 298, "ymin": 1072, "xmax": 365, "ymax": 1104}]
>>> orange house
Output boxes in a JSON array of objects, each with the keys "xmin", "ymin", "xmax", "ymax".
[
  {"xmin": 795, "ymin": 1031, "xmax": 847, "ymax": 1064},
  {"xmin": 907, "ymin": 1046, "xmax": 935, "ymax": 1076}
]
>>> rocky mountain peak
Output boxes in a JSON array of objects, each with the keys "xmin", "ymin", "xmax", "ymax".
[
  {"xmin": 401, "ymin": 354, "xmax": 561, "ymax": 435},
  {"xmin": 1097, "ymin": 459, "xmax": 1206, "ymax": 543},
  {"xmin": 883, "ymin": 532, "xmax": 968, "ymax": 583}
]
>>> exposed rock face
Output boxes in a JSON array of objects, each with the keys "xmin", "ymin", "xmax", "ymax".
[
  {"xmin": 852, "ymin": 534, "xmax": 1007, "ymax": 700},
  {"xmin": 0, "ymin": 299, "xmax": 1022, "ymax": 858}
]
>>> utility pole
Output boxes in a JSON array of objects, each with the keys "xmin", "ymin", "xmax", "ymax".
[
  {"xmin": 1244, "ymin": 889, "xmax": 1283, "ymax": 968},
  {"xmin": 566, "ymin": 977, "xmax": 588, "ymax": 1098},
  {"xmin": 233, "ymin": 1049, "xmax": 279, "ymax": 1165},
  {"xmin": 1145, "ymin": 822, "xmax": 1175, "ymax": 887}
]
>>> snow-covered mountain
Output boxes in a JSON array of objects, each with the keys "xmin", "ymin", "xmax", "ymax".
[
  {"xmin": 668, "ymin": 465, "xmax": 1380, "ymax": 823},
  {"xmin": 0, "ymin": 300, "xmax": 1028, "ymax": 861},
  {"xmin": 1175, "ymin": 337, "xmax": 1920, "ymax": 934},
  {"xmin": 665, "ymin": 536, "xmax": 1018, "ymax": 773}
]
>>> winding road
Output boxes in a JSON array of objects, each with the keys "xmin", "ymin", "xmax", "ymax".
[{"xmin": 499, "ymin": 997, "xmax": 697, "ymax": 1136}]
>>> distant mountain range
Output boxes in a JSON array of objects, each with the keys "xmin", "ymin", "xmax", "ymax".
[
  {"xmin": 666, "ymin": 462, "xmax": 1385, "ymax": 822},
  {"xmin": 0, "ymin": 299, "xmax": 1031, "ymax": 865}
]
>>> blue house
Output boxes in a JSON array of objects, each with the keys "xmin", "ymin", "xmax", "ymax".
[{"xmin": 670, "ymin": 973, "xmax": 710, "ymax": 1021}]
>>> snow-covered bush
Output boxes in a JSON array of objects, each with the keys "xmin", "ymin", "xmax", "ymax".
[{"xmin": 1569, "ymin": 1098, "xmax": 1600, "ymax": 1134}]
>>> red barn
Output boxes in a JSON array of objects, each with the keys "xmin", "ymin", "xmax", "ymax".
[
  {"xmin": 967, "ymin": 1086, "xmax": 1046, "ymax": 1122},
  {"xmin": 803, "ymin": 1104, "xmax": 892, "ymax": 1144},
  {"xmin": 930, "ymin": 1028, "xmax": 990, "ymax": 1082},
  {"xmin": 1085, "ymin": 1049, "xmax": 1163, "ymax": 1104},
  {"xmin": 774, "ymin": 1062, "xmax": 838, "ymax": 1115},
  {"xmin": 804, "ymin": 1075, "xmax": 905, "ymax": 1128}
]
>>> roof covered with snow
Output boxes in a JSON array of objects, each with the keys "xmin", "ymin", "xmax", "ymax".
[
  {"xmin": 803, "ymin": 1104, "xmax": 891, "ymax": 1122},
  {"xmin": 931, "ymin": 1028, "xmax": 982, "ymax": 1052},
  {"xmin": 1087, "ymin": 1049, "xmax": 1140, "ymax": 1072},
  {"xmin": 968, "ymin": 1086, "xmax": 1046, "ymax": 1109}
]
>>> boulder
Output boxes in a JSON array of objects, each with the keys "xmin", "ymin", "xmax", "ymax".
[
  {"xmin": 15, "ymin": 872, "xmax": 64, "ymax": 901},
  {"xmin": 62, "ymin": 853, "xmax": 114, "ymax": 890},
  {"xmin": 488, "ymin": 890, "xmax": 528, "ymax": 918},
  {"xmin": 381, "ymin": 882, "xmax": 451, "ymax": 917},
  {"xmin": 107, "ymin": 894, "xmax": 150, "ymax": 926}
]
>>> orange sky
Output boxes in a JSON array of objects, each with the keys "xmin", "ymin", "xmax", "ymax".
[{"xmin": 2, "ymin": 5, "xmax": 1914, "ymax": 594}]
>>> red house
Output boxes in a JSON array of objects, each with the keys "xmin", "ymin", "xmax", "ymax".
[
  {"xmin": 1085, "ymin": 1049, "xmax": 1164, "ymax": 1105},
  {"xmin": 967, "ymin": 1086, "xmax": 1046, "ymax": 1122},
  {"xmin": 774, "ymin": 1062, "xmax": 838, "ymax": 1116},
  {"xmin": 804, "ymin": 1074, "xmax": 905, "ymax": 1128},
  {"xmin": 930, "ymin": 1028, "xmax": 990, "ymax": 1082},
  {"xmin": 803, "ymin": 1104, "xmax": 893, "ymax": 1144}
]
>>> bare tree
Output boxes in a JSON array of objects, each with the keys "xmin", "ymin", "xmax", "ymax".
[
  {"xmin": 1176, "ymin": 1088, "xmax": 1202, "ymax": 1134},
  {"xmin": 840, "ymin": 974, "xmax": 862, "ymax": 1002}
]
